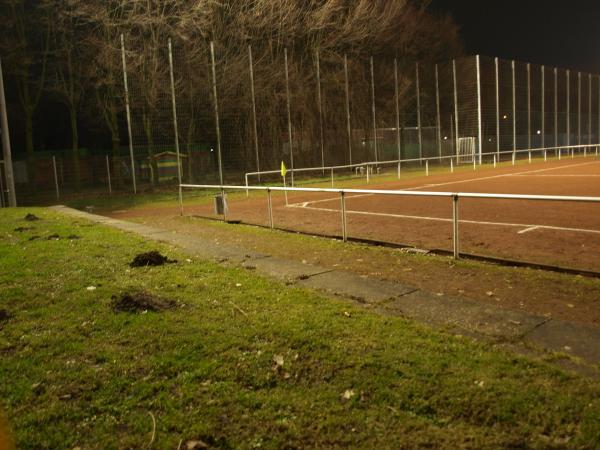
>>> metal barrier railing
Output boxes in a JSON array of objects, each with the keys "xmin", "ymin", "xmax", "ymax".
[
  {"xmin": 180, "ymin": 183, "xmax": 600, "ymax": 261},
  {"xmin": 244, "ymin": 143, "xmax": 600, "ymax": 193}
]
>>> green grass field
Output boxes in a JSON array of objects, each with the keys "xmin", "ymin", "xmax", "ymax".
[{"xmin": 1, "ymin": 208, "xmax": 599, "ymax": 449}]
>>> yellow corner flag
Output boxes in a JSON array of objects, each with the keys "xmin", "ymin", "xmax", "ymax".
[{"xmin": 281, "ymin": 161, "xmax": 287, "ymax": 178}]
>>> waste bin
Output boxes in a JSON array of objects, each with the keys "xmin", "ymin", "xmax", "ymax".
[{"xmin": 214, "ymin": 193, "xmax": 228, "ymax": 215}]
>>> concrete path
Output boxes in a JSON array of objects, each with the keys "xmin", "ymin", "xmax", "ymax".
[{"xmin": 50, "ymin": 205, "xmax": 600, "ymax": 376}]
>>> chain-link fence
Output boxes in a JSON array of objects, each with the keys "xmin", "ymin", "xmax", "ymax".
[{"xmin": 8, "ymin": 40, "xmax": 600, "ymax": 204}]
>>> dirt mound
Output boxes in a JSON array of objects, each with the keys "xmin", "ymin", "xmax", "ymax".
[
  {"xmin": 130, "ymin": 251, "xmax": 176, "ymax": 268},
  {"xmin": 14, "ymin": 226, "xmax": 33, "ymax": 232},
  {"xmin": 24, "ymin": 213, "xmax": 40, "ymax": 221},
  {"xmin": 111, "ymin": 292, "xmax": 176, "ymax": 313},
  {"xmin": 0, "ymin": 310, "xmax": 12, "ymax": 329}
]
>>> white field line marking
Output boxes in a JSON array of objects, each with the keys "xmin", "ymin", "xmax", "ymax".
[
  {"xmin": 518, "ymin": 226, "xmax": 540, "ymax": 234},
  {"xmin": 288, "ymin": 160, "xmax": 600, "ymax": 208},
  {"xmin": 288, "ymin": 204, "xmax": 600, "ymax": 235},
  {"xmin": 509, "ymin": 174, "xmax": 600, "ymax": 177}
]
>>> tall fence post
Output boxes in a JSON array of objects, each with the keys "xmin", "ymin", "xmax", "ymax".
[
  {"xmin": 588, "ymin": 73, "xmax": 592, "ymax": 147},
  {"xmin": 210, "ymin": 41, "xmax": 224, "ymax": 186},
  {"xmin": 495, "ymin": 57, "xmax": 500, "ymax": 157},
  {"xmin": 578, "ymin": 72, "xmax": 582, "ymax": 146},
  {"xmin": 512, "ymin": 60, "xmax": 516, "ymax": 153},
  {"xmin": 52, "ymin": 155, "xmax": 60, "ymax": 200},
  {"xmin": 554, "ymin": 68, "xmax": 558, "ymax": 153},
  {"xmin": 566, "ymin": 69, "xmax": 570, "ymax": 147},
  {"xmin": 284, "ymin": 48, "xmax": 295, "ymax": 186},
  {"xmin": 527, "ymin": 63, "xmax": 531, "ymax": 150},
  {"xmin": 541, "ymin": 65, "xmax": 545, "ymax": 150},
  {"xmin": 476, "ymin": 55, "xmax": 483, "ymax": 165},
  {"xmin": 344, "ymin": 54, "xmax": 352, "ymax": 165},
  {"xmin": 452, "ymin": 194, "xmax": 459, "ymax": 259},
  {"xmin": 453, "ymin": 59, "xmax": 459, "ymax": 156},
  {"xmin": 315, "ymin": 48, "xmax": 325, "ymax": 172},
  {"xmin": 416, "ymin": 62, "xmax": 422, "ymax": 161},
  {"xmin": 0, "ymin": 58, "xmax": 16, "ymax": 206},
  {"xmin": 168, "ymin": 38, "xmax": 183, "ymax": 216},
  {"xmin": 394, "ymin": 57, "xmax": 401, "ymax": 167},
  {"xmin": 120, "ymin": 34, "xmax": 137, "ymax": 194},
  {"xmin": 0, "ymin": 162, "xmax": 5, "ymax": 207},
  {"xmin": 370, "ymin": 56, "xmax": 378, "ymax": 163},
  {"xmin": 435, "ymin": 63, "xmax": 442, "ymax": 160},
  {"xmin": 248, "ymin": 45, "xmax": 261, "ymax": 182},
  {"xmin": 106, "ymin": 155, "xmax": 112, "ymax": 195}
]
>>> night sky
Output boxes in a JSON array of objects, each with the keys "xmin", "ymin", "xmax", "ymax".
[{"xmin": 431, "ymin": 0, "xmax": 600, "ymax": 74}]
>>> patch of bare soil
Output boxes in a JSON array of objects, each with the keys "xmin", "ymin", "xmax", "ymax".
[
  {"xmin": 111, "ymin": 292, "xmax": 176, "ymax": 313},
  {"xmin": 130, "ymin": 251, "xmax": 176, "ymax": 268},
  {"xmin": 14, "ymin": 226, "xmax": 33, "ymax": 232},
  {"xmin": 24, "ymin": 213, "xmax": 40, "ymax": 221}
]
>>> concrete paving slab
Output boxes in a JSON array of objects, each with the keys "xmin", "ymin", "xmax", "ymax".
[
  {"xmin": 244, "ymin": 257, "xmax": 331, "ymax": 281},
  {"xmin": 382, "ymin": 290, "xmax": 547, "ymax": 340},
  {"xmin": 523, "ymin": 320, "xmax": 600, "ymax": 366},
  {"xmin": 298, "ymin": 270, "xmax": 416, "ymax": 304}
]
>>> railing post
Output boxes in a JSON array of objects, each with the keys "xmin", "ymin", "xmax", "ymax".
[
  {"xmin": 221, "ymin": 188, "xmax": 227, "ymax": 222},
  {"xmin": 245, "ymin": 173, "xmax": 249, "ymax": 198},
  {"xmin": 179, "ymin": 185, "xmax": 183, "ymax": 216},
  {"xmin": 452, "ymin": 194, "xmax": 459, "ymax": 259},
  {"xmin": 267, "ymin": 188, "xmax": 274, "ymax": 230},
  {"xmin": 331, "ymin": 167, "xmax": 334, "ymax": 188},
  {"xmin": 366, "ymin": 164, "xmax": 370, "ymax": 183},
  {"xmin": 340, "ymin": 191, "xmax": 347, "ymax": 242},
  {"xmin": 426, "ymin": 159, "xmax": 429, "ymax": 176}
]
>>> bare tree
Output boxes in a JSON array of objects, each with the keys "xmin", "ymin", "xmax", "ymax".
[{"xmin": 0, "ymin": 0, "xmax": 51, "ymax": 173}]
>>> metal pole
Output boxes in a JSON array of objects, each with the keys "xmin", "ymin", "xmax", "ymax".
[
  {"xmin": 450, "ymin": 114, "xmax": 455, "ymax": 157},
  {"xmin": 210, "ymin": 41, "xmax": 224, "ymax": 186},
  {"xmin": 512, "ymin": 60, "xmax": 516, "ymax": 153},
  {"xmin": 315, "ymin": 48, "xmax": 325, "ymax": 172},
  {"xmin": 267, "ymin": 188, "xmax": 274, "ymax": 229},
  {"xmin": 452, "ymin": 195, "xmax": 459, "ymax": 259},
  {"xmin": 565, "ymin": 71, "xmax": 572, "ymax": 152},
  {"xmin": 0, "ymin": 162, "xmax": 4, "ymax": 207},
  {"xmin": 416, "ymin": 62, "xmax": 422, "ymax": 160},
  {"xmin": 106, "ymin": 154, "xmax": 112, "ymax": 195},
  {"xmin": 578, "ymin": 72, "xmax": 581, "ymax": 146},
  {"xmin": 527, "ymin": 63, "xmax": 531, "ymax": 150},
  {"xmin": 340, "ymin": 191, "xmax": 347, "ymax": 242},
  {"xmin": 120, "ymin": 34, "xmax": 137, "ymax": 194},
  {"xmin": 476, "ymin": 55, "xmax": 483, "ymax": 165},
  {"xmin": 52, "ymin": 156, "xmax": 59, "ymax": 200},
  {"xmin": 0, "ymin": 58, "xmax": 16, "ymax": 206},
  {"xmin": 248, "ymin": 45, "xmax": 261, "ymax": 181},
  {"xmin": 344, "ymin": 54, "xmax": 352, "ymax": 165},
  {"xmin": 435, "ymin": 64, "xmax": 442, "ymax": 160},
  {"xmin": 168, "ymin": 39, "xmax": 183, "ymax": 216},
  {"xmin": 554, "ymin": 68, "xmax": 558, "ymax": 152},
  {"xmin": 588, "ymin": 73, "xmax": 592, "ymax": 146},
  {"xmin": 284, "ymin": 48, "xmax": 295, "ymax": 186},
  {"xmin": 541, "ymin": 65, "xmax": 545, "ymax": 149},
  {"xmin": 495, "ymin": 57, "xmax": 500, "ymax": 157},
  {"xmin": 394, "ymin": 58, "xmax": 401, "ymax": 164},
  {"xmin": 453, "ymin": 60, "xmax": 459, "ymax": 156},
  {"xmin": 370, "ymin": 56, "xmax": 378, "ymax": 163}
]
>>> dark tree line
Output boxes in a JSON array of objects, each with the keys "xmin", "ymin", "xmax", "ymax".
[{"xmin": 0, "ymin": 0, "xmax": 461, "ymax": 186}]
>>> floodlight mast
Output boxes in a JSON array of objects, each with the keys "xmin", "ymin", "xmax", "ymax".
[{"xmin": 0, "ymin": 57, "xmax": 17, "ymax": 207}]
